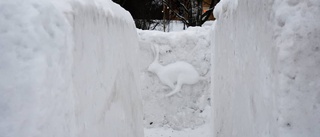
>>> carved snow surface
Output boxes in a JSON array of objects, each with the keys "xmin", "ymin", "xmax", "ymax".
[
  {"xmin": 148, "ymin": 45, "xmax": 204, "ymax": 97},
  {"xmin": 138, "ymin": 26, "xmax": 212, "ymax": 131}
]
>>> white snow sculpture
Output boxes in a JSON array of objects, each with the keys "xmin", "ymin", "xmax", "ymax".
[{"xmin": 148, "ymin": 45, "xmax": 204, "ymax": 97}]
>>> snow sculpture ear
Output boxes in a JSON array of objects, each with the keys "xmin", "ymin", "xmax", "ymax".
[
  {"xmin": 150, "ymin": 44, "xmax": 159, "ymax": 62},
  {"xmin": 150, "ymin": 44, "xmax": 155, "ymax": 56},
  {"xmin": 154, "ymin": 44, "xmax": 159, "ymax": 62}
]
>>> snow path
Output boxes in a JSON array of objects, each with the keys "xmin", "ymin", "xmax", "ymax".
[
  {"xmin": 144, "ymin": 126, "xmax": 212, "ymax": 137},
  {"xmin": 144, "ymin": 106, "xmax": 213, "ymax": 137}
]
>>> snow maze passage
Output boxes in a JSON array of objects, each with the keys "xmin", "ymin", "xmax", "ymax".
[{"xmin": 1, "ymin": 0, "xmax": 320, "ymax": 137}]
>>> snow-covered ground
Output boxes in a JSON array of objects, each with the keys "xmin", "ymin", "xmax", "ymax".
[
  {"xmin": 213, "ymin": 0, "xmax": 320, "ymax": 137},
  {"xmin": 0, "ymin": 0, "xmax": 143, "ymax": 137},
  {"xmin": 137, "ymin": 24, "xmax": 214, "ymax": 136},
  {"xmin": 144, "ymin": 106, "xmax": 213, "ymax": 137}
]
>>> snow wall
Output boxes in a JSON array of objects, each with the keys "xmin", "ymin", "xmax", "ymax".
[
  {"xmin": 212, "ymin": 0, "xmax": 320, "ymax": 137},
  {"xmin": 0, "ymin": 0, "xmax": 143, "ymax": 137},
  {"xmin": 138, "ymin": 27, "xmax": 212, "ymax": 130}
]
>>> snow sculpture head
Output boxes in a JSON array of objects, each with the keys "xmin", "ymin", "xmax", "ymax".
[{"xmin": 147, "ymin": 45, "xmax": 162, "ymax": 72}]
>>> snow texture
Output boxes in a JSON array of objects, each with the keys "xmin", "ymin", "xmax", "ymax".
[
  {"xmin": 138, "ymin": 25, "xmax": 213, "ymax": 131},
  {"xmin": 212, "ymin": 0, "xmax": 320, "ymax": 137},
  {"xmin": 0, "ymin": 0, "xmax": 143, "ymax": 137},
  {"xmin": 144, "ymin": 106, "xmax": 213, "ymax": 137}
]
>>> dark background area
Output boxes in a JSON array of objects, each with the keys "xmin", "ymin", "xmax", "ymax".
[
  {"xmin": 113, "ymin": 0, "xmax": 163, "ymax": 19},
  {"xmin": 112, "ymin": 0, "xmax": 220, "ymax": 29}
]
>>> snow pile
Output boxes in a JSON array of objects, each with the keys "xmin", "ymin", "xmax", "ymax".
[
  {"xmin": 213, "ymin": 0, "xmax": 238, "ymax": 20},
  {"xmin": 212, "ymin": 0, "xmax": 320, "ymax": 137},
  {"xmin": 0, "ymin": 0, "xmax": 143, "ymax": 137},
  {"xmin": 273, "ymin": 0, "xmax": 320, "ymax": 136},
  {"xmin": 137, "ymin": 25, "xmax": 212, "ymax": 133}
]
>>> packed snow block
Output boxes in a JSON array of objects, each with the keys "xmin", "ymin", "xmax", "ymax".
[
  {"xmin": 0, "ymin": 0, "xmax": 143, "ymax": 137},
  {"xmin": 138, "ymin": 27, "xmax": 212, "ymax": 130},
  {"xmin": 212, "ymin": 0, "xmax": 320, "ymax": 137}
]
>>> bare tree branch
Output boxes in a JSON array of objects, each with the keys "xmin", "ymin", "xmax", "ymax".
[
  {"xmin": 162, "ymin": 0, "xmax": 219, "ymax": 27},
  {"xmin": 177, "ymin": 0, "xmax": 189, "ymax": 13},
  {"xmin": 121, "ymin": 0, "xmax": 127, "ymax": 6},
  {"xmin": 170, "ymin": 9, "xmax": 189, "ymax": 24},
  {"xmin": 200, "ymin": 0, "xmax": 216, "ymax": 25},
  {"xmin": 201, "ymin": 8, "xmax": 213, "ymax": 24},
  {"xmin": 162, "ymin": 0, "xmax": 189, "ymax": 24}
]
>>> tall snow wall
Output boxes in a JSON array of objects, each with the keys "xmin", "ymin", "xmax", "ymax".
[
  {"xmin": 212, "ymin": 0, "xmax": 320, "ymax": 137},
  {"xmin": 0, "ymin": 0, "xmax": 143, "ymax": 137}
]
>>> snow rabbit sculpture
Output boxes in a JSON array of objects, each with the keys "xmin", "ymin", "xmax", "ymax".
[{"xmin": 148, "ymin": 45, "xmax": 204, "ymax": 97}]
